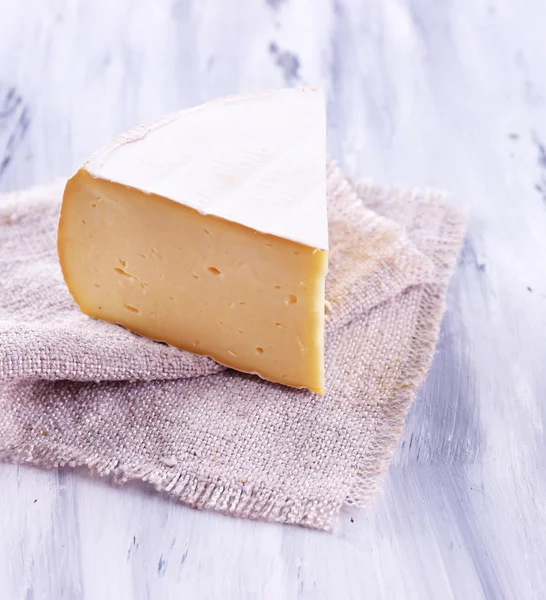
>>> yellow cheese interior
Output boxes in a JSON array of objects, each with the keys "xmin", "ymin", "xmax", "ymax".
[{"xmin": 58, "ymin": 170, "xmax": 328, "ymax": 393}]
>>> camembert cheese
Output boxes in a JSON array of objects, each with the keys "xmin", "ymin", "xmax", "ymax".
[{"xmin": 58, "ymin": 88, "xmax": 328, "ymax": 393}]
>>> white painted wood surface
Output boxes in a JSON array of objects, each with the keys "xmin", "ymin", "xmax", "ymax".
[{"xmin": 1, "ymin": 0, "xmax": 545, "ymax": 597}]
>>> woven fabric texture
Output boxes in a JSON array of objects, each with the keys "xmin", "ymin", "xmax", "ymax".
[{"xmin": 0, "ymin": 163, "xmax": 466, "ymax": 530}]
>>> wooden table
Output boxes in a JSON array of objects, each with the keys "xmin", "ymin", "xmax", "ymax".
[{"xmin": 1, "ymin": 1, "xmax": 545, "ymax": 598}]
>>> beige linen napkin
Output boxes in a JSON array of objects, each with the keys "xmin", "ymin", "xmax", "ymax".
[{"xmin": 0, "ymin": 163, "xmax": 466, "ymax": 531}]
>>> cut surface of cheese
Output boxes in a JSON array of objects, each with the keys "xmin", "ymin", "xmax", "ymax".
[{"xmin": 58, "ymin": 88, "xmax": 328, "ymax": 393}]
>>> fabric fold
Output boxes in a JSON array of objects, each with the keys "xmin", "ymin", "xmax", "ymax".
[{"xmin": 0, "ymin": 163, "xmax": 432, "ymax": 383}]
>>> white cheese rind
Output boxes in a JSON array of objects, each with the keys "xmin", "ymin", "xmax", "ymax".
[{"xmin": 84, "ymin": 88, "xmax": 328, "ymax": 250}]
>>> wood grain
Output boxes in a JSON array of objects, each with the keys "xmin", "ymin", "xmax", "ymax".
[{"xmin": 1, "ymin": 0, "xmax": 545, "ymax": 598}]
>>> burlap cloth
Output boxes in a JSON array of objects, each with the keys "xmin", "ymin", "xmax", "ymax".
[{"xmin": 0, "ymin": 163, "xmax": 466, "ymax": 531}]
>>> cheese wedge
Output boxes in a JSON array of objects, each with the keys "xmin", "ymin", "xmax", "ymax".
[{"xmin": 58, "ymin": 88, "xmax": 328, "ymax": 393}]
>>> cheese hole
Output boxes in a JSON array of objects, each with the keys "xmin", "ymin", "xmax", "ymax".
[
  {"xmin": 118, "ymin": 258, "xmax": 127, "ymax": 267},
  {"xmin": 193, "ymin": 340, "xmax": 200, "ymax": 346},
  {"xmin": 208, "ymin": 266, "xmax": 221, "ymax": 275},
  {"xmin": 81, "ymin": 220, "xmax": 86, "ymax": 225},
  {"xmin": 204, "ymin": 229, "xmax": 210, "ymax": 235},
  {"xmin": 94, "ymin": 284, "xmax": 100, "ymax": 288},
  {"xmin": 286, "ymin": 294, "xmax": 298, "ymax": 305},
  {"xmin": 239, "ymin": 301, "xmax": 245, "ymax": 306},
  {"xmin": 274, "ymin": 285, "xmax": 281, "ymax": 289},
  {"xmin": 255, "ymin": 347, "xmax": 264, "ymax": 355},
  {"xmin": 124, "ymin": 305, "xmax": 140, "ymax": 314},
  {"xmin": 91, "ymin": 203, "xmax": 97, "ymax": 208},
  {"xmin": 228, "ymin": 350, "xmax": 237, "ymax": 357},
  {"xmin": 114, "ymin": 267, "xmax": 134, "ymax": 279},
  {"xmin": 138, "ymin": 253, "xmax": 147, "ymax": 259},
  {"xmin": 293, "ymin": 251, "xmax": 299, "ymax": 255},
  {"xmin": 141, "ymin": 282, "xmax": 149, "ymax": 289},
  {"xmin": 265, "ymin": 242, "xmax": 273, "ymax": 247},
  {"xmin": 275, "ymin": 322, "xmax": 282, "ymax": 328},
  {"xmin": 169, "ymin": 296, "xmax": 174, "ymax": 301},
  {"xmin": 192, "ymin": 274, "xmax": 200, "ymax": 280}
]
